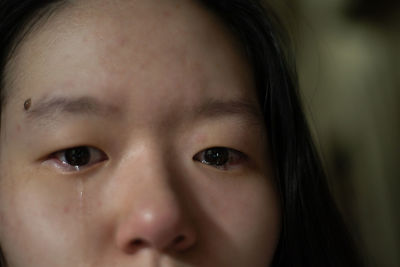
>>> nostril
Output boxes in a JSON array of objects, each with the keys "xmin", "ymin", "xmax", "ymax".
[
  {"xmin": 123, "ymin": 238, "xmax": 149, "ymax": 253},
  {"xmin": 173, "ymin": 235, "xmax": 185, "ymax": 245},
  {"xmin": 169, "ymin": 234, "xmax": 196, "ymax": 253},
  {"xmin": 126, "ymin": 235, "xmax": 187, "ymax": 253},
  {"xmin": 130, "ymin": 238, "xmax": 147, "ymax": 248}
]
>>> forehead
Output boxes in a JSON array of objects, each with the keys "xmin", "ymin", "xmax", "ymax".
[{"xmin": 6, "ymin": 0, "xmax": 256, "ymax": 121}]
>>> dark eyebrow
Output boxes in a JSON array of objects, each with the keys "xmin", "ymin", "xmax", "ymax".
[
  {"xmin": 24, "ymin": 95, "xmax": 264, "ymax": 128},
  {"xmin": 25, "ymin": 95, "xmax": 120, "ymax": 121},
  {"xmin": 195, "ymin": 99, "xmax": 264, "ymax": 126}
]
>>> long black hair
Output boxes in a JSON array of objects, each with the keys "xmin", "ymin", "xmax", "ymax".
[{"xmin": 0, "ymin": 0, "xmax": 363, "ymax": 266}]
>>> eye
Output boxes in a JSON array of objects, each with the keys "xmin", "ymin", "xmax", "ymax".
[
  {"xmin": 193, "ymin": 147, "xmax": 246, "ymax": 170},
  {"xmin": 47, "ymin": 146, "xmax": 108, "ymax": 172}
]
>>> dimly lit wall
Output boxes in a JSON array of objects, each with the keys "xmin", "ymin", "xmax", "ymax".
[{"xmin": 272, "ymin": 0, "xmax": 400, "ymax": 266}]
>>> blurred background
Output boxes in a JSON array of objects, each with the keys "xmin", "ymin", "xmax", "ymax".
[{"xmin": 270, "ymin": 0, "xmax": 399, "ymax": 266}]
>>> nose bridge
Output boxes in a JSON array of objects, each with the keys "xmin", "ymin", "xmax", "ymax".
[
  {"xmin": 113, "ymin": 141, "xmax": 197, "ymax": 254},
  {"xmin": 120, "ymin": 141, "xmax": 170, "ymax": 188}
]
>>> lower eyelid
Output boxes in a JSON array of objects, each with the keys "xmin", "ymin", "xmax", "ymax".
[
  {"xmin": 42, "ymin": 158, "xmax": 77, "ymax": 172},
  {"xmin": 43, "ymin": 158, "xmax": 102, "ymax": 173}
]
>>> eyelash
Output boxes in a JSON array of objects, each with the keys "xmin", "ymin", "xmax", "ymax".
[{"xmin": 45, "ymin": 146, "xmax": 246, "ymax": 173}]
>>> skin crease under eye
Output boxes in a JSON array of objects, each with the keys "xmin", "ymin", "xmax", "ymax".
[{"xmin": 0, "ymin": 0, "xmax": 281, "ymax": 266}]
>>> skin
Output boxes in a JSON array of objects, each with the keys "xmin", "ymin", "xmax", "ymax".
[{"xmin": 0, "ymin": 0, "xmax": 281, "ymax": 266}]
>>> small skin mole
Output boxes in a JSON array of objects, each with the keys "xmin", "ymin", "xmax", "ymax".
[{"xmin": 23, "ymin": 98, "xmax": 32, "ymax": 111}]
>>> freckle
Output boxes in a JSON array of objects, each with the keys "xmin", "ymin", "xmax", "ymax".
[
  {"xmin": 24, "ymin": 98, "xmax": 31, "ymax": 111},
  {"xmin": 63, "ymin": 207, "xmax": 70, "ymax": 214}
]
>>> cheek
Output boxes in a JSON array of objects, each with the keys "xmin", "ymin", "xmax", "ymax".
[
  {"xmin": 0, "ymin": 167, "xmax": 88, "ymax": 265},
  {"xmin": 194, "ymin": 174, "xmax": 281, "ymax": 265}
]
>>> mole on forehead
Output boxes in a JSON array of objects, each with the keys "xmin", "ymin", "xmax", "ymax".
[
  {"xmin": 19, "ymin": 92, "xmax": 264, "ymax": 130},
  {"xmin": 24, "ymin": 98, "xmax": 32, "ymax": 111},
  {"xmin": 22, "ymin": 95, "xmax": 122, "ymax": 123}
]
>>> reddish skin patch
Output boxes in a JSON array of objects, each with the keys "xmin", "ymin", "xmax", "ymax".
[
  {"xmin": 194, "ymin": 133, "xmax": 206, "ymax": 144},
  {"xmin": 117, "ymin": 38, "xmax": 128, "ymax": 47},
  {"xmin": 63, "ymin": 206, "xmax": 70, "ymax": 214},
  {"xmin": 163, "ymin": 11, "xmax": 171, "ymax": 17},
  {"xmin": 96, "ymin": 201, "xmax": 103, "ymax": 208},
  {"xmin": 16, "ymin": 124, "xmax": 21, "ymax": 133}
]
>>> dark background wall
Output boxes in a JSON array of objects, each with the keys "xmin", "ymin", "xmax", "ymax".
[{"xmin": 270, "ymin": 0, "xmax": 400, "ymax": 266}]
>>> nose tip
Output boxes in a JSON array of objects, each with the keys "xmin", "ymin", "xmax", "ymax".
[{"xmin": 115, "ymin": 206, "xmax": 197, "ymax": 254}]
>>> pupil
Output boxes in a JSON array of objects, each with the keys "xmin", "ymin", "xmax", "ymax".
[
  {"xmin": 204, "ymin": 148, "xmax": 229, "ymax": 166},
  {"xmin": 65, "ymin": 147, "xmax": 90, "ymax": 166}
]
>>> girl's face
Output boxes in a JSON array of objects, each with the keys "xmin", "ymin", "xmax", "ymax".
[{"xmin": 0, "ymin": 0, "xmax": 280, "ymax": 266}]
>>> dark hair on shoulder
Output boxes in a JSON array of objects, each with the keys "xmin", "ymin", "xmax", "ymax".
[{"xmin": 0, "ymin": 0, "xmax": 363, "ymax": 266}]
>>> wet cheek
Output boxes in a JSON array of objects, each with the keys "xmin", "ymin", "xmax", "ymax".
[{"xmin": 0, "ymin": 176, "xmax": 90, "ymax": 265}]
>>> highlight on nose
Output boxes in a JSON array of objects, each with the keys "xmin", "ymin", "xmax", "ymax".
[{"xmin": 115, "ymin": 207, "xmax": 198, "ymax": 254}]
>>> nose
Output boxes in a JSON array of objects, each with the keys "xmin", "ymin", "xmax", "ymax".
[
  {"xmin": 114, "ymin": 158, "xmax": 197, "ymax": 254},
  {"xmin": 115, "ymin": 205, "xmax": 197, "ymax": 254}
]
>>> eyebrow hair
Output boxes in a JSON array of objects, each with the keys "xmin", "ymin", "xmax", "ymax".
[
  {"xmin": 24, "ymin": 95, "xmax": 264, "ymax": 127},
  {"xmin": 195, "ymin": 98, "xmax": 264, "ymax": 126},
  {"xmin": 25, "ymin": 95, "xmax": 121, "ymax": 121}
]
